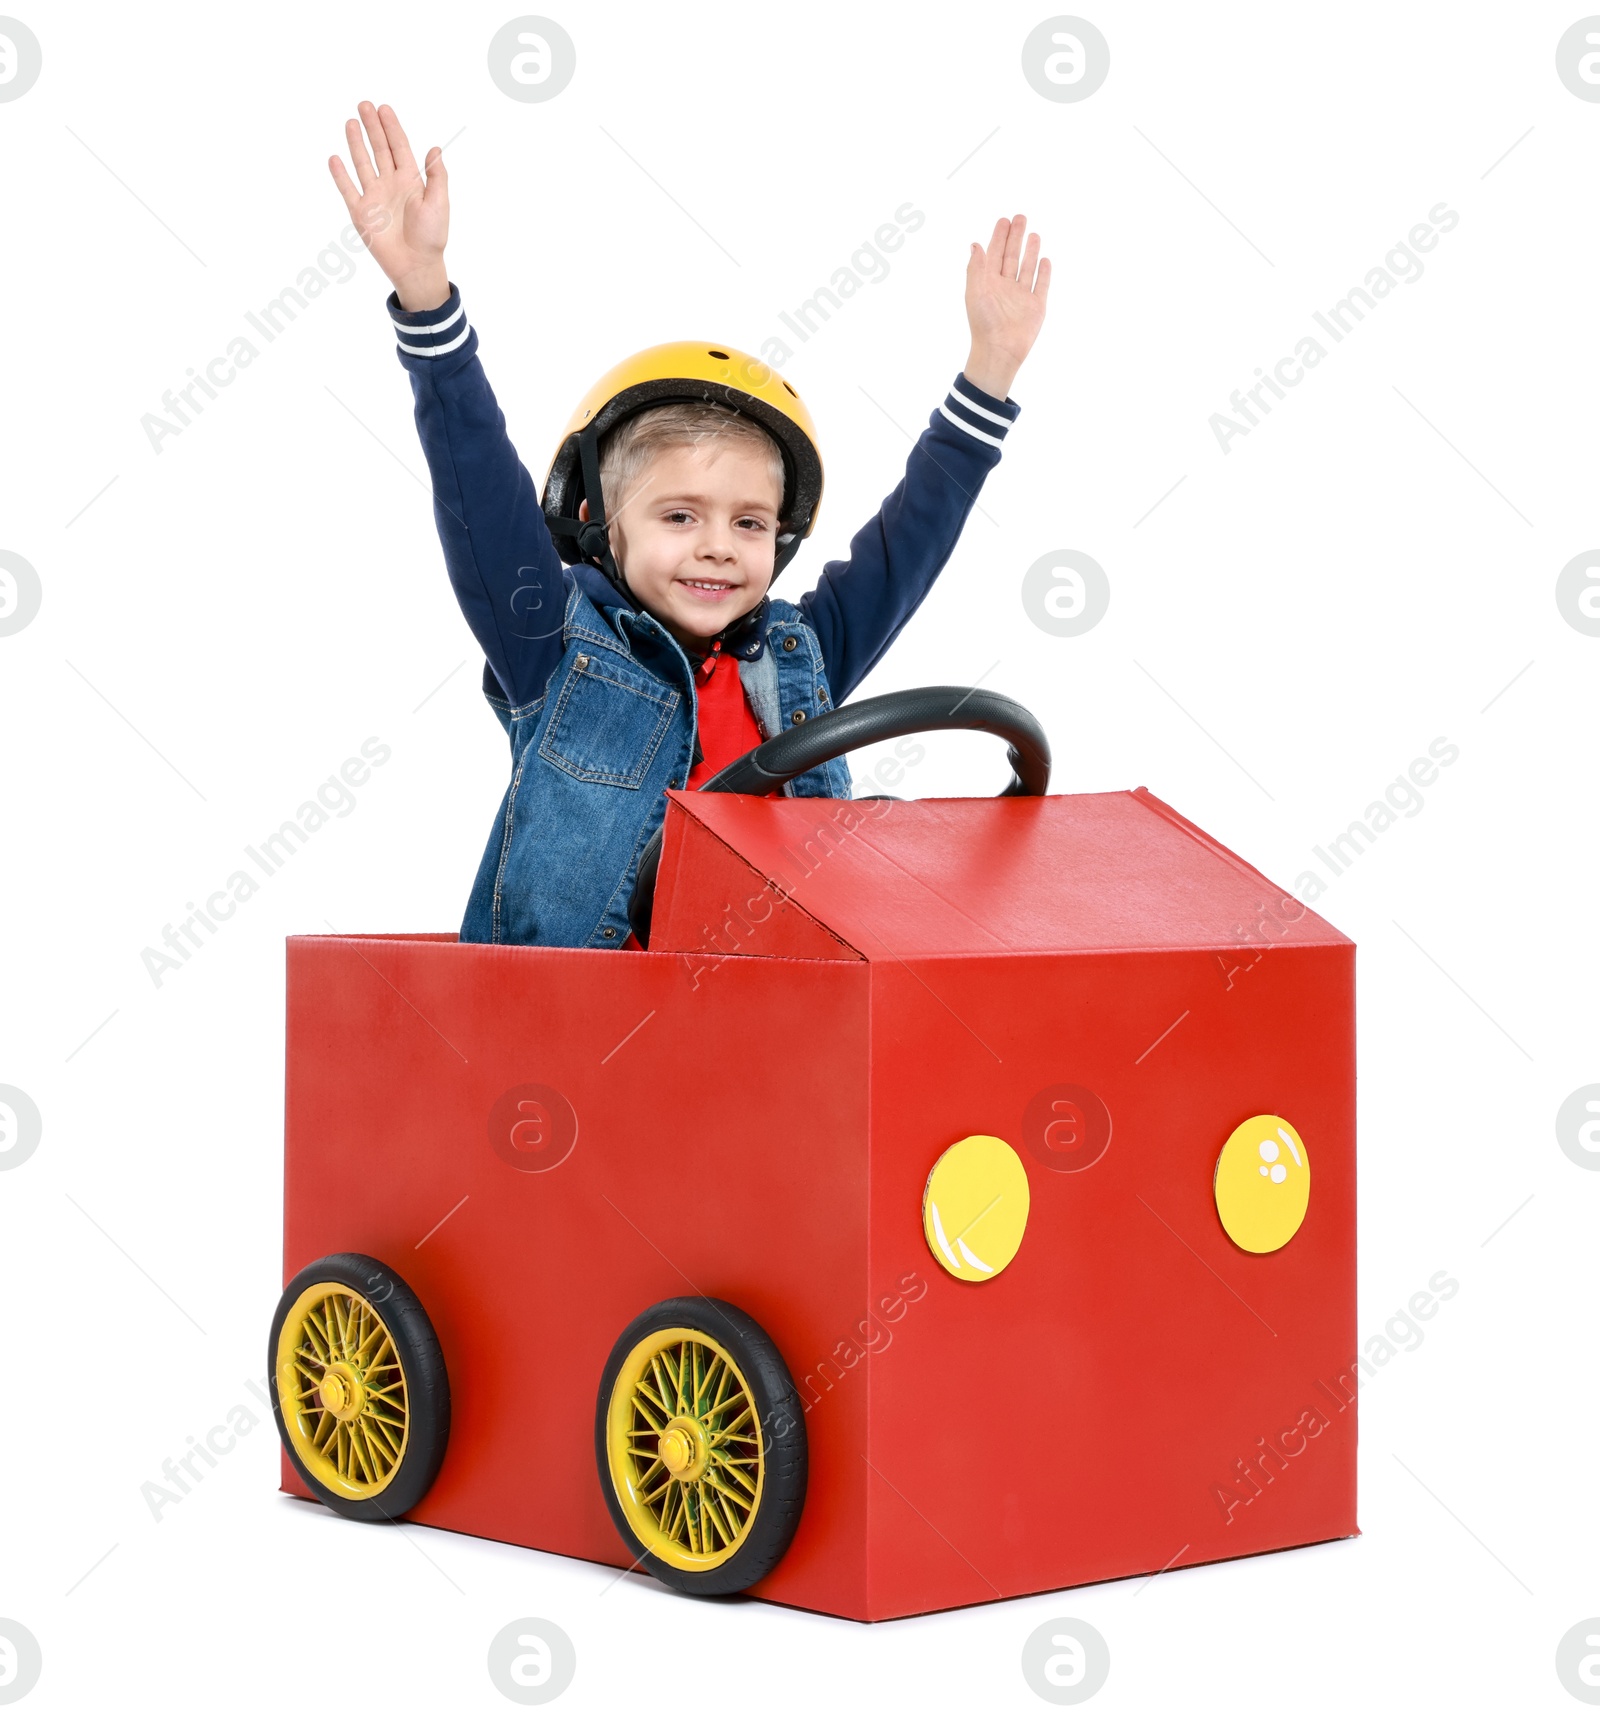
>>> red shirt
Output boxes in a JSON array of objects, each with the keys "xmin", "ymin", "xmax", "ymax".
[
  {"xmin": 622, "ymin": 640, "xmax": 777, "ymax": 952},
  {"xmin": 686, "ymin": 639, "xmax": 765, "ymax": 788}
]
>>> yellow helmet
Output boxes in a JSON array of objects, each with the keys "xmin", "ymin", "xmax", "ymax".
[{"xmin": 541, "ymin": 341, "xmax": 824, "ymax": 586}]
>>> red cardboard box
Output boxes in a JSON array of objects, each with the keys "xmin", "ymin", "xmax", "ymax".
[{"xmin": 281, "ymin": 787, "xmax": 1356, "ymax": 1620}]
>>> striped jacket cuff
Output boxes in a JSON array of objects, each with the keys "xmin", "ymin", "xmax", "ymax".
[
  {"xmin": 937, "ymin": 374, "xmax": 1021, "ymax": 449},
  {"xmin": 386, "ymin": 282, "xmax": 472, "ymax": 358}
]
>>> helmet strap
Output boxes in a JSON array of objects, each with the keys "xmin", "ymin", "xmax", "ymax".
[{"xmin": 547, "ymin": 424, "xmax": 639, "ymax": 605}]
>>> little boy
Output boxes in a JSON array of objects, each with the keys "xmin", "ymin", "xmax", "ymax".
[{"xmin": 331, "ymin": 102, "xmax": 1050, "ymax": 949}]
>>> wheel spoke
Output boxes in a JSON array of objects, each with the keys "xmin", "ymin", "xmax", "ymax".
[
  {"xmin": 702, "ymin": 1485, "xmax": 733, "ymax": 1546},
  {"xmin": 630, "ymin": 1392, "xmax": 665, "ymax": 1433},
  {"xmin": 714, "ymin": 1450, "xmax": 757, "ymax": 1485},
  {"xmin": 708, "ymin": 1358, "xmax": 726, "ymax": 1417},
  {"xmin": 705, "ymin": 1468, "xmax": 755, "ymax": 1513},
  {"xmin": 718, "ymin": 1405, "xmax": 756, "ymax": 1440},
  {"xmin": 634, "ymin": 1373, "xmax": 669, "ymax": 1416},
  {"xmin": 704, "ymin": 1386, "xmax": 746, "ymax": 1422},
  {"xmin": 707, "ymin": 1460, "xmax": 754, "ymax": 1500},
  {"xmin": 686, "ymin": 1486, "xmax": 703, "ymax": 1554},
  {"xmin": 348, "ymin": 1425, "xmax": 376, "ymax": 1484},
  {"xmin": 367, "ymin": 1421, "xmax": 396, "ymax": 1477},
  {"xmin": 650, "ymin": 1357, "xmax": 675, "ymax": 1420},
  {"xmin": 357, "ymin": 1423, "xmax": 382, "ymax": 1484},
  {"xmin": 362, "ymin": 1415, "xmax": 399, "ymax": 1467}
]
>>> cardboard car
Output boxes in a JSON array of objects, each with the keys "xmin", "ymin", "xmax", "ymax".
[{"xmin": 269, "ymin": 687, "xmax": 1357, "ymax": 1622}]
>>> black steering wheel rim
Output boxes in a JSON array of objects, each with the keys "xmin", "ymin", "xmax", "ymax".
[{"xmin": 626, "ymin": 684, "xmax": 1050, "ymax": 949}]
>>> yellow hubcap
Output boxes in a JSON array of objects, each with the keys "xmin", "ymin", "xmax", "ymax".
[
  {"xmin": 319, "ymin": 1360, "xmax": 371, "ymax": 1422},
  {"xmin": 275, "ymin": 1283, "xmax": 409, "ymax": 1500},
  {"xmin": 606, "ymin": 1329, "xmax": 764, "ymax": 1571},
  {"xmin": 658, "ymin": 1416, "xmax": 709, "ymax": 1483}
]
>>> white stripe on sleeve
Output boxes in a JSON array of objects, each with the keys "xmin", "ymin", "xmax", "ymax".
[
  {"xmin": 938, "ymin": 401, "xmax": 1005, "ymax": 447},
  {"xmin": 389, "ymin": 302, "xmax": 466, "ymax": 338},
  {"xmin": 950, "ymin": 382, "xmax": 1014, "ymax": 426},
  {"xmin": 396, "ymin": 324, "xmax": 473, "ymax": 357}
]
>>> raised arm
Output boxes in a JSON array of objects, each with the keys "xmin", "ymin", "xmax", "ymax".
[
  {"xmin": 798, "ymin": 215, "xmax": 1051, "ymax": 702},
  {"xmin": 330, "ymin": 101, "xmax": 568, "ymax": 710},
  {"xmin": 799, "ymin": 376, "xmax": 1022, "ymax": 701}
]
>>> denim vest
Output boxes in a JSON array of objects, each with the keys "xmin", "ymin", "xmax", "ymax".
[{"xmin": 461, "ymin": 581, "xmax": 852, "ymax": 948}]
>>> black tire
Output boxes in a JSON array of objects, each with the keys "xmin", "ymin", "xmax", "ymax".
[
  {"xmin": 595, "ymin": 1296, "xmax": 807, "ymax": 1596},
  {"xmin": 268, "ymin": 1252, "xmax": 451, "ymax": 1524}
]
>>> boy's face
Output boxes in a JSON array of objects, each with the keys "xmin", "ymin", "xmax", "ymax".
[{"xmin": 580, "ymin": 439, "xmax": 782, "ymax": 652}]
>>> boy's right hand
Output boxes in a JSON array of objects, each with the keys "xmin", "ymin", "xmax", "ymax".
[{"xmin": 330, "ymin": 101, "xmax": 451, "ymax": 312}]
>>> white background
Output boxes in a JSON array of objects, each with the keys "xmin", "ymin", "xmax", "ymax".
[{"xmin": 2, "ymin": 1, "xmax": 1596, "ymax": 1715}]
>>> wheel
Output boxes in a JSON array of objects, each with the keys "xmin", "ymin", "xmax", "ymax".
[
  {"xmin": 628, "ymin": 683, "xmax": 1051, "ymax": 945},
  {"xmin": 268, "ymin": 1253, "xmax": 450, "ymax": 1523},
  {"xmin": 595, "ymin": 1297, "xmax": 807, "ymax": 1596}
]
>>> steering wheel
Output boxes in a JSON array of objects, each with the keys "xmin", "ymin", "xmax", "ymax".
[{"xmin": 627, "ymin": 684, "xmax": 1051, "ymax": 948}]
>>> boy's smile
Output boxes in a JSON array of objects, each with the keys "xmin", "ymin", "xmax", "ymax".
[{"xmin": 579, "ymin": 440, "xmax": 782, "ymax": 654}]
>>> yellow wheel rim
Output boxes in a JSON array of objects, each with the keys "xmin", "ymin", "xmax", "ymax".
[
  {"xmin": 275, "ymin": 1282, "xmax": 409, "ymax": 1500},
  {"xmin": 605, "ymin": 1327, "xmax": 765, "ymax": 1572}
]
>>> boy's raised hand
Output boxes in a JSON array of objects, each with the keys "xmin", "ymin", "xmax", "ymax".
[
  {"xmin": 963, "ymin": 215, "xmax": 1051, "ymax": 401},
  {"xmin": 330, "ymin": 102, "xmax": 451, "ymax": 312}
]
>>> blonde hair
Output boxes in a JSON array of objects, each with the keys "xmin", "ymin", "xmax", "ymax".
[{"xmin": 598, "ymin": 401, "xmax": 786, "ymax": 525}]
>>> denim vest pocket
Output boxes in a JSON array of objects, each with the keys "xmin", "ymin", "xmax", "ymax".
[{"xmin": 537, "ymin": 654, "xmax": 679, "ymax": 787}]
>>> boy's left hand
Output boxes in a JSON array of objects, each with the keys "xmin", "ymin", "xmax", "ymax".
[{"xmin": 963, "ymin": 214, "xmax": 1051, "ymax": 401}]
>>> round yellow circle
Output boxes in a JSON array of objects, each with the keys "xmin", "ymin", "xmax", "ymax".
[
  {"xmin": 1214, "ymin": 1114, "xmax": 1311, "ymax": 1253},
  {"xmin": 922, "ymin": 1134, "xmax": 1031, "ymax": 1282}
]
